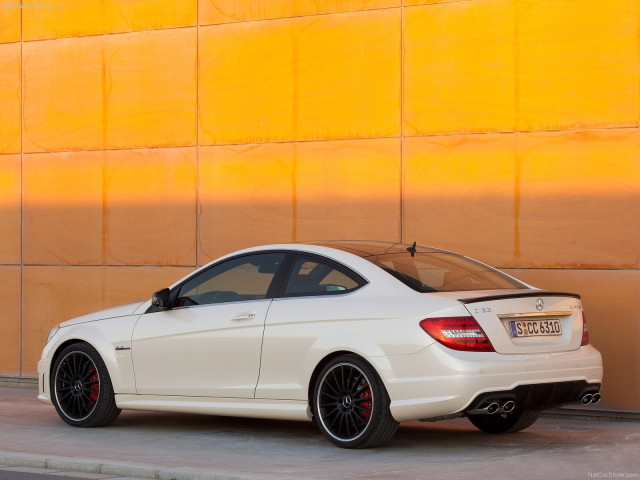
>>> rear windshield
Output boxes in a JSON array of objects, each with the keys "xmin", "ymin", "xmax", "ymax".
[{"xmin": 366, "ymin": 252, "xmax": 528, "ymax": 293}]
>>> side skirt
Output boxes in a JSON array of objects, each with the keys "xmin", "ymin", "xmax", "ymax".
[{"xmin": 115, "ymin": 394, "xmax": 311, "ymax": 421}]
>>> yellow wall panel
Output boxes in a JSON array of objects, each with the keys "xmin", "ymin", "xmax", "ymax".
[
  {"xmin": 21, "ymin": 265, "xmax": 195, "ymax": 375},
  {"xmin": 199, "ymin": 9, "xmax": 400, "ymax": 145},
  {"xmin": 295, "ymin": 9, "xmax": 400, "ymax": 141},
  {"xmin": 198, "ymin": 143, "xmax": 296, "ymax": 264},
  {"xmin": 0, "ymin": 266, "xmax": 20, "ymax": 375},
  {"xmin": 23, "ymin": 148, "xmax": 197, "ymax": 266},
  {"xmin": 504, "ymin": 268, "xmax": 639, "ymax": 412},
  {"xmin": 23, "ymin": 29, "xmax": 196, "ymax": 153},
  {"xmin": 0, "ymin": 3, "xmax": 20, "ymax": 43},
  {"xmin": 23, "ymin": 151, "xmax": 104, "ymax": 264},
  {"xmin": 104, "ymin": 28, "xmax": 197, "ymax": 149},
  {"xmin": 295, "ymin": 138, "xmax": 401, "ymax": 241},
  {"xmin": 516, "ymin": 129, "xmax": 640, "ymax": 269},
  {"xmin": 22, "ymin": 36, "xmax": 104, "ymax": 152},
  {"xmin": 199, "ymin": 0, "xmax": 399, "ymax": 25},
  {"xmin": 0, "ymin": 154, "xmax": 21, "ymax": 264},
  {"xmin": 23, "ymin": 0, "xmax": 196, "ymax": 40},
  {"xmin": 403, "ymin": 0, "xmax": 516, "ymax": 136},
  {"xmin": 198, "ymin": 20, "xmax": 294, "ymax": 145},
  {"xmin": 0, "ymin": 43, "xmax": 21, "ymax": 154},
  {"xmin": 403, "ymin": 134, "xmax": 517, "ymax": 267},
  {"xmin": 404, "ymin": 0, "xmax": 468, "ymax": 5},
  {"xmin": 517, "ymin": 0, "xmax": 638, "ymax": 131}
]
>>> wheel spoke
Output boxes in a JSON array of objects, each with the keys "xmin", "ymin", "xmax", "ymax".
[
  {"xmin": 320, "ymin": 390, "xmax": 338, "ymax": 401},
  {"xmin": 353, "ymin": 404, "xmax": 372, "ymax": 413},
  {"xmin": 350, "ymin": 411, "xmax": 362, "ymax": 430},
  {"xmin": 344, "ymin": 413, "xmax": 351, "ymax": 438},
  {"xmin": 345, "ymin": 366, "xmax": 354, "ymax": 392},
  {"xmin": 349, "ymin": 371, "xmax": 361, "ymax": 393},
  {"xmin": 71, "ymin": 354, "xmax": 79, "ymax": 377},
  {"xmin": 354, "ymin": 382, "xmax": 369, "ymax": 396}
]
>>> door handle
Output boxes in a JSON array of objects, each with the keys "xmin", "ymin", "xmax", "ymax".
[{"xmin": 231, "ymin": 312, "xmax": 256, "ymax": 321}]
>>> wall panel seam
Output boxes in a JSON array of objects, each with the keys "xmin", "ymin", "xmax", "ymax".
[
  {"xmin": 197, "ymin": 6, "xmax": 402, "ymax": 29},
  {"xmin": 21, "ymin": 24, "xmax": 197, "ymax": 44},
  {"xmin": 19, "ymin": 124, "xmax": 640, "ymax": 157}
]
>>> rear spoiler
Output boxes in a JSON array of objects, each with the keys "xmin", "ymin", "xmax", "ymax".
[{"xmin": 459, "ymin": 291, "xmax": 581, "ymax": 304}]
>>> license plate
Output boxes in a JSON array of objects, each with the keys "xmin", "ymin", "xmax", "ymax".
[{"xmin": 510, "ymin": 319, "xmax": 561, "ymax": 337}]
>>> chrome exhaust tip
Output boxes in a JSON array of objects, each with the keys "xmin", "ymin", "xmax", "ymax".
[
  {"xmin": 503, "ymin": 400, "xmax": 516, "ymax": 413},
  {"xmin": 581, "ymin": 394, "xmax": 593, "ymax": 405},
  {"xmin": 486, "ymin": 402, "xmax": 500, "ymax": 414},
  {"xmin": 591, "ymin": 393, "xmax": 601, "ymax": 404}
]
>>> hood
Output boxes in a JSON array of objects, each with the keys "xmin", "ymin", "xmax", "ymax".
[{"xmin": 60, "ymin": 301, "xmax": 145, "ymax": 328}]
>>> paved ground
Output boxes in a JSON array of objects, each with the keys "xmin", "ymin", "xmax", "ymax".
[{"xmin": 0, "ymin": 386, "xmax": 638, "ymax": 480}]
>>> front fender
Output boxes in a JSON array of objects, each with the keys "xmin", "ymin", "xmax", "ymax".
[{"xmin": 42, "ymin": 315, "xmax": 140, "ymax": 396}]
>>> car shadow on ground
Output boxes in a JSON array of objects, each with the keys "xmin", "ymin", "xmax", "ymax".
[{"xmin": 107, "ymin": 410, "xmax": 595, "ymax": 455}]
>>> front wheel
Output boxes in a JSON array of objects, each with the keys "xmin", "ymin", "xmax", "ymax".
[
  {"xmin": 51, "ymin": 343, "xmax": 121, "ymax": 427},
  {"xmin": 468, "ymin": 408, "xmax": 540, "ymax": 434},
  {"xmin": 312, "ymin": 355, "xmax": 398, "ymax": 448}
]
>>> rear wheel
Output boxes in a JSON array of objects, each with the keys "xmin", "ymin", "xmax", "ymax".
[
  {"xmin": 468, "ymin": 408, "xmax": 540, "ymax": 434},
  {"xmin": 51, "ymin": 343, "xmax": 121, "ymax": 427},
  {"xmin": 312, "ymin": 355, "xmax": 398, "ymax": 448}
]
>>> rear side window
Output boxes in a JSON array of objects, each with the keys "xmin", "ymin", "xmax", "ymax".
[
  {"xmin": 368, "ymin": 253, "xmax": 527, "ymax": 293},
  {"xmin": 283, "ymin": 255, "xmax": 366, "ymax": 297}
]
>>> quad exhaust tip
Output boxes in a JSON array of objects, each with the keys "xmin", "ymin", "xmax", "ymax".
[
  {"xmin": 580, "ymin": 392, "xmax": 602, "ymax": 405},
  {"xmin": 468, "ymin": 400, "xmax": 516, "ymax": 415}
]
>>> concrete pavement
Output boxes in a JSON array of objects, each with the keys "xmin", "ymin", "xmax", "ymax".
[{"xmin": 0, "ymin": 386, "xmax": 638, "ymax": 480}]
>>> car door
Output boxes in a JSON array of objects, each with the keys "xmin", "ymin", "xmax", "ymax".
[
  {"xmin": 131, "ymin": 252, "xmax": 287, "ymax": 398},
  {"xmin": 256, "ymin": 254, "xmax": 368, "ymax": 400}
]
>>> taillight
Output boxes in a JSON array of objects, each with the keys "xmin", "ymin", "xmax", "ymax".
[
  {"xmin": 419, "ymin": 316, "xmax": 495, "ymax": 352},
  {"xmin": 581, "ymin": 312, "xmax": 589, "ymax": 346}
]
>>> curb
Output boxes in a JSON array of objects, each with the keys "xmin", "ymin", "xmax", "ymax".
[
  {"xmin": 0, "ymin": 376, "xmax": 38, "ymax": 389},
  {"xmin": 0, "ymin": 451, "xmax": 273, "ymax": 480}
]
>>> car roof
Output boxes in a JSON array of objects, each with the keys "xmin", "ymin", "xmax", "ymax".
[{"xmin": 302, "ymin": 240, "xmax": 453, "ymax": 258}]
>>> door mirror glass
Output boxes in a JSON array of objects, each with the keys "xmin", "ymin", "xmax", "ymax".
[{"xmin": 152, "ymin": 288, "xmax": 171, "ymax": 308}]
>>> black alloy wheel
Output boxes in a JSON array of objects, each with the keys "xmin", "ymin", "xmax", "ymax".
[
  {"xmin": 51, "ymin": 343, "xmax": 121, "ymax": 427},
  {"xmin": 313, "ymin": 355, "xmax": 398, "ymax": 448}
]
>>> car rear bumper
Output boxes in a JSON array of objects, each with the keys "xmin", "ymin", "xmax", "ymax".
[{"xmin": 380, "ymin": 343, "xmax": 603, "ymax": 422}]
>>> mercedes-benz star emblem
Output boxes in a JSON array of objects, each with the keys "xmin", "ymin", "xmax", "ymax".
[{"xmin": 536, "ymin": 298, "xmax": 544, "ymax": 311}]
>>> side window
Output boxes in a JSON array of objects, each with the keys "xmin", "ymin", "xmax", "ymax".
[
  {"xmin": 176, "ymin": 253, "xmax": 285, "ymax": 306},
  {"xmin": 283, "ymin": 255, "xmax": 365, "ymax": 297}
]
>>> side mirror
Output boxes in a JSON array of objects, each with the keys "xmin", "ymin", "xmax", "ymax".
[{"xmin": 151, "ymin": 288, "xmax": 171, "ymax": 308}]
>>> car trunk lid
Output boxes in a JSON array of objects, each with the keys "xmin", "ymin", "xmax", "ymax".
[{"xmin": 456, "ymin": 291, "xmax": 584, "ymax": 354}]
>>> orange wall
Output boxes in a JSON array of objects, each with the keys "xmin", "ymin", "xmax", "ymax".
[{"xmin": 0, "ymin": 0, "xmax": 638, "ymax": 412}]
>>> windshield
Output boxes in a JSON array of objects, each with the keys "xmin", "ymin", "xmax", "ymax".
[{"xmin": 366, "ymin": 252, "xmax": 528, "ymax": 293}]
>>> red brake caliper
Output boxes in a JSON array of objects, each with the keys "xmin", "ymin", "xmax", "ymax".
[
  {"xmin": 361, "ymin": 387, "xmax": 372, "ymax": 420},
  {"xmin": 89, "ymin": 369, "xmax": 99, "ymax": 404}
]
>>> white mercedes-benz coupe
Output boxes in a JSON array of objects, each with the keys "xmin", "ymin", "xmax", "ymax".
[{"xmin": 38, "ymin": 241, "xmax": 603, "ymax": 448}]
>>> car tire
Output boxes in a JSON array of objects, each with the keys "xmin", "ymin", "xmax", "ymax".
[
  {"xmin": 468, "ymin": 408, "xmax": 540, "ymax": 434},
  {"xmin": 312, "ymin": 354, "xmax": 398, "ymax": 448},
  {"xmin": 51, "ymin": 343, "xmax": 121, "ymax": 428}
]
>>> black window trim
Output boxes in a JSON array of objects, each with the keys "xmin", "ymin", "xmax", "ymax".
[{"xmin": 275, "ymin": 252, "xmax": 368, "ymax": 299}]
